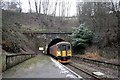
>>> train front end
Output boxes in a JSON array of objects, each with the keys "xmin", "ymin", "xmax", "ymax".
[{"xmin": 56, "ymin": 42, "xmax": 72, "ymax": 63}]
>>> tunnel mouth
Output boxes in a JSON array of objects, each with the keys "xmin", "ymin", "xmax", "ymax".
[{"xmin": 47, "ymin": 38, "xmax": 64, "ymax": 54}]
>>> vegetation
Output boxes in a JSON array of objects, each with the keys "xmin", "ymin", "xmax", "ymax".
[
  {"xmin": 2, "ymin": 19, "xmax": 20, "ymax": 53},
  {"xmin": 72, "ymin": 24, "xmax": 93, "ymax": 54},
  {"xmin": 0, "ymin": 0, "xmax": 119, "ymax": 59},
  {"xmin": 76, "ymin": 2, "xmax": 119, "ymax": 58},
  {"xmin": 2, "ymin": 10, "xmax": 36, "ymax": 53}
]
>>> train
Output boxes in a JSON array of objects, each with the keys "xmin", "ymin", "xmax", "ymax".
[{"xmin": 49, "ymin": 41, "xmax": 72, "ymax": 63}]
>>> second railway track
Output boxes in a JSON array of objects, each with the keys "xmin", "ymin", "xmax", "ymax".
[
  {"xmin": 72, "ymin": 56, "xmax": 120, "ymax": 70},
  {"xmin": 65, "ymin": 62, "xmax": 108, "ymax": 80}
]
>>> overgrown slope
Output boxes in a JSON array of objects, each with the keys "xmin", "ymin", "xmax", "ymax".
[
  {"xmin": 2, "ymin": 10, "xmax": 37, "ymax": 53},
  {"xmin": 2, "ymin": 10, "xmax": 79, "ymax": 33},
  {"xmin": 2, "ymin": 10, "xmax": 79, "ymax": 53}
]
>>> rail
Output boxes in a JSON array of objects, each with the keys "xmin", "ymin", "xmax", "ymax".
[
  {"xmin": 68, "ymin": 63, "xmax": 101, "ymax": 80},
  {"xmin": 5, "ymin": 54, "xmax": 36, "ymax": 70}
]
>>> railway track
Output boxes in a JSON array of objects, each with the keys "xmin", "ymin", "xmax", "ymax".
[
  {"xmin": 51, "ymin": 57, "xmax": 102, "ymax": 79},
  {"xmin": 50, "ymin": 57, "xmax": 83, "ymax": 78},
  {"xmin": 66, "ymin": 62, "xmax": 104, "ymax": 80},
  {"xmin": 72, "ymin": 56, "xmax": 120, "ymax": 70}
]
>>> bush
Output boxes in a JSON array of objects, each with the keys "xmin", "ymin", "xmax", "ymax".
[
  {"xmin": 2, "ymin": 42, "xmax": 20, "ymax": 53},
  {"xmin": 71, "ymin": 24, "xmax": 93, "ymax": 54}
]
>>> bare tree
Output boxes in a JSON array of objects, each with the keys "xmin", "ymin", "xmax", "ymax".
[
  {"xmin": 0, "ymin": 0, "xmax": 5, "ymax": 9},
  {"xmin": 34, "ymin": 0, "xmax": 38, "ymax": 13},
  {"xmin": 66, "ymin": 1, "xmax": 71, "ymax": 17},
  {"xmin": 110, "ymin": 0, "xmax": 120, "ymax": 18},
  {"xmin": 76, "ymin": 1, "xmax": 119, "ymax": 51},
  {"xmin": 59, "ymin": 1, "xmax": 61, "ymax": 17},
  {"xmin": 42, "ymin": 0, "xmax": 44, "ymax": 14},
  {"xmin": 42, "ymin": 0, "xmax": 49, "ymax": 15},
  {"xmin": 52, "ymin": 0, "xmax": 58, "ymax": 16},
  {"xmin": 7, "ymin": 0, "xmax": 10, "ymax": 10},
  {"xmin": 18, "ymin": 0, "xmax": 22, "ymax": 12},
  {"xmin": 39, "ymin": 0, "xmax": 41, "ymax": 13},
  {"xmin": 46, "ymin": 0, "xmax": 49, "ymax": 15},
  {"xmin": 28, "ymin": 0, "xmax": 32, "ymax": 13},
  {"xmin": 61, "ymin": 1, "xmax": 66, "ymax": 17}
]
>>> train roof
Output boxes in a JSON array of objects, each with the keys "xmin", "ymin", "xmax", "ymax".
[{"xmin": 56, "ymin": 41, "xmax": 71, "ymax": 45}]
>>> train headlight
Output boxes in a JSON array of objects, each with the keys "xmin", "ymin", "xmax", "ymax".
[
  {"xmin": 67, "ymin": 51, "xmax": 71, "ymax": 54},
  {"xmin": 57, "ymin": 51, "xmax": 61, "ymax": 55},
  {"xmin": 67, "ymin": 51, "xmax": 70, "ymax": 54}
]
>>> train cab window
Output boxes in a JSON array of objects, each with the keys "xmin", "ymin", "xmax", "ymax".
[
  {"xmin": 58, "ymin": 44, "xmax": 71, "ymax": 51},
  {"xmin": 62, "ymin": 45, "xmax": 66, "ymax": 50},
  {"xmin": 57, "ymin": 45, "xmax": 61, "ymax": 50},
  {"xmin": 67, "ymin": 45, "xmax": 70, "ymax": 50}
]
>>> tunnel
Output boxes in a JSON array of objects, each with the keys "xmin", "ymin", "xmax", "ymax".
[{"xmin": 47, "ymin": 38, "xmax": 64, "ymax": 54}]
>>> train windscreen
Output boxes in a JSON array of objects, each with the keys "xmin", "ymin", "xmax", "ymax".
[{"xmin": 58, "ymin": 44, "xmax": 70, "ymax": 50}]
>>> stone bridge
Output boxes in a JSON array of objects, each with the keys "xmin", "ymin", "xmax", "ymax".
[{"xmin": 23, "ymin": 32, "xmax": 72, "ymax": 53}]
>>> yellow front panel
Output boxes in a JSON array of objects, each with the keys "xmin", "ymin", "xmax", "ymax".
[
  {"xmin": 67, "ymin": 53, "xmax": 72, "ymax": 56},
  {"xmin": 62, "ymin": 51, "xmax": 66, "ymax": 57},
  {"xmin": 67, "ymin": 50, "xmax": 72, "ymax": 56}
]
